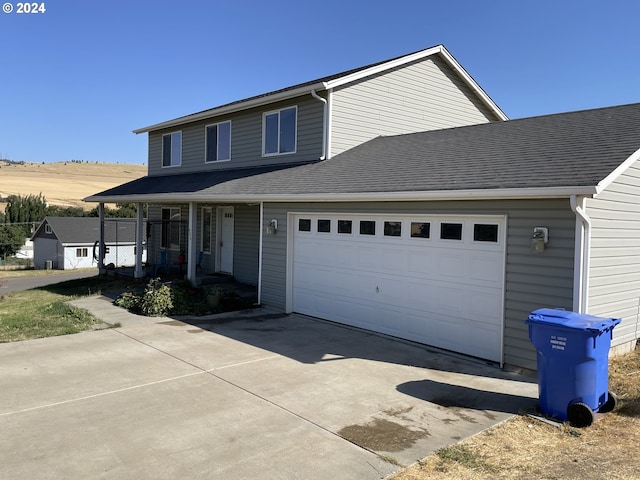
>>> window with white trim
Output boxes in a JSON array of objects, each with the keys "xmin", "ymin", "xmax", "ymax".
[
  {"xmin": 263, "ymin": 106, "xmax": 297, "ymax": 155},
  {"xmin": 45, "ymin": 224, "xmax": 52, "ymax": 234},
  {"xmin": 205, "ymin": 121, "xmax": 231, "ymax": 162},
  {"xmin": 201, "ymin": 207, "xmax": 213, "ymax": 254},
  {"xmin": 161, "ymin": 207, "xmax": 181, "ymax": 250},
  {"xmin": 76, "ymin": 248, "xmax": 88, "ymax": 258},
  {"xmin": 162, "ymin": 131, "xmax": 182, "ymax": 167}
]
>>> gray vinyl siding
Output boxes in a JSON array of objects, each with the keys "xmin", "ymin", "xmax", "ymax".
[
  {"xmin": 261, "ymin": 199, "xmax": 575, "ymax": 370},
  {"xmin": 586, "ymin": 161, "xmax": 640, "ymax": 349},
  {"xmin": 147, "ymin": 96, "xmax": 324, "ymax": 176},
  {"xmin": 233, "ymin": 204, "xmax": 260, "ymax": 285},
  {"xmin": 330, "ymin": 56, "xmax": 500, "ymax": 157}
]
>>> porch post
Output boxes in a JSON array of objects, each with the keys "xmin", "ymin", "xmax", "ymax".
[
  {"xmin": 98, "ymin": 203, "xmax": 105, "ymax": 274},
  {"xmin": 134, "ymin": 202, "xmax": 144, "ymax": 278},
  {"xmin": 187, "ymin": 202, "xmax": 197, "ymax": 285}
]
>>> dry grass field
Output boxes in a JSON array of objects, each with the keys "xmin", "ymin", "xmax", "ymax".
[{"xmin": 0, "ymin": 161, "xmax": 146, "ymax": 209}]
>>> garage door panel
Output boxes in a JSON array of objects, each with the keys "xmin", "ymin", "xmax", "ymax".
[
  {"xmin": 434, "ymin": 284, "xmax": 465, "ymax": 315},
  {"xmin": 381, "ymin": 250, "xmax": 406, "ymax": 273},
  {"xmin": 291, "ymin": 214, "xmax": 505, "ymax": 363},
  {"xmin": 357, "ymin": 247, "xmax": 379, "ymax": 268},
  {"xmin": 467, "ymin": 288, "xmax": 503, "ymax": 320},
  {"xmin": 335, "ymin": 244, "xmax": 360, "ymax": 267},
  {"xmin": 468, "ymin": 254, "xmax": 503, "ymax": 284},
  {"xmin": 436, "ymin": 253, "xmax": 466, "ymax": 281},
  {"xmin": 407, "ymin": 250, "xmax": 436, "ymax": 275}
]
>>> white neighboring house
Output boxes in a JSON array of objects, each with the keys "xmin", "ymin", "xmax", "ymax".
[
  {"xmin": 31, "ymin": 217, "xmax": 146, "ymax": 270},
  {"xmin": 15, "ymin": 238, "xmax": 34, "ymax": 260}
]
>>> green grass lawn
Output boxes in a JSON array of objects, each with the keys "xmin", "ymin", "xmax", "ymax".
[{"xmin": 0, "ymin": 275, "xmax": 131, "ymax": 343}]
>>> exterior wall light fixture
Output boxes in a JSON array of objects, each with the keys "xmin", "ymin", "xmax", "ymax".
[
  {"xmin": 531, "ymin": 227, "xmax": 549, "ymax": 253},
  {"xmin": 266, "ymin": 219, "xmax": 278, "ymax": 235}
]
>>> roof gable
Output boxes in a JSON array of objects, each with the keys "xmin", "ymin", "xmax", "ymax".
[{"xmin": 133, "ymin": 45, "xmax": 506, "ymax": 134}]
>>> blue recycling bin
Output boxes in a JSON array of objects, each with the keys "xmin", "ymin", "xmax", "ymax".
[{"xmin": 526, "ymin": 308, "xmax": 621, "ymax": 427}]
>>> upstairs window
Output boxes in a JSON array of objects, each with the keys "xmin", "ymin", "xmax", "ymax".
[
  {"xmin": 206, "ymin": 121, "xmax": 231, "ymax": 162},
  {"xmin": 162, "ymin": 131, "xmax": 182, "ymax": 167},
  {"xmin": 263, "ymin": 106, "xmax": 297, "ymax": 155}
]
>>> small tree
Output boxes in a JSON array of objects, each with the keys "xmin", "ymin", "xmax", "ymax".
[
  {"xmin": 5, "ymin": 193, "xmax": 47, "ymax": 236},
  {"xmin": 0, "ymin": 224, "xmax": 26, "ymax": 259}
]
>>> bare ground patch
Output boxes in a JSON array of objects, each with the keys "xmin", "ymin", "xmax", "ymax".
[{"xmin": 389, "ymin": 346, "xmax": 640, "ymax": 480}]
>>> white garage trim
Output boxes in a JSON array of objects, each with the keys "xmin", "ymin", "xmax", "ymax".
[{"xmin": 286, "ymin": 212, "xmax": 507, "ymax": 364}]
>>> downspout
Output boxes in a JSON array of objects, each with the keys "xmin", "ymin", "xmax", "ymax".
[
  {"xmin": 571, "ymin": 195, "xmax": 591, "ymax": 313},
  {"xmin": 258, "ymin": 202, "xmax": 264, "ymax": 304},
  {"xmin": 311, "ymin": 89, "xmax": 327, "ymax": 160}
]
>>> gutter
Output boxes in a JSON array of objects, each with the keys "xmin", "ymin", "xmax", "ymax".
[
  {"xmin": 84, "ymin": 186, "xmax": 597, "ymax": 205},
  {"xmin": 571, "ymin": 195, "xmax": 592, "ymax": 313}
]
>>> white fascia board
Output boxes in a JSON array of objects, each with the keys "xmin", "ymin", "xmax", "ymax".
[
  {"xmin": 84, "ymin": 186, "xmax": 596, "ymax": 205},
  {"xmin": 594, "ymin": 147, "xmax": 640, "ymax": 196},
  {"xmin": 324, "ymin": 46, "xmax": 443, "ymax": 89},
  {"xmin": 436, "ymin": 47, "xmax": 509, "ymax": 121},
  {"xmin": 133, "ymin": 82, "xmax": 327, "ymax": 134},
  {"xmin": 324, "ymin": 45, "xmax": 508, "ymax": 122}
]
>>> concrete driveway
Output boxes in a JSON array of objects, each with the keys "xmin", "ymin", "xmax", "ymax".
[{"xmin": 0, "ymin": 302, "xmax": 538, "ymax": 480}]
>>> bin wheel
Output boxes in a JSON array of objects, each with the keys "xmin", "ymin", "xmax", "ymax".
[
  {"xmin": 599, "ymin": 391, "xmax": 618, "ymax": 413},
  {"xmin": 568, "ymin": 402, "xmax": 594, "ymax": 428}
]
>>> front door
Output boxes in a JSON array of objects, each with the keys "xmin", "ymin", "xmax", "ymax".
[{"xmin": 217, "ymin": 206, "xmax": 234, "ymax": 274}]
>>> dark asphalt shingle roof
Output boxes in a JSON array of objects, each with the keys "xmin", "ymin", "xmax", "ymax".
[
  {"xmin": 34, "ymin": 217, "xmax": 138, "ymax": 244},
  {"xmin": 91, "ymin": 163, "xmax": 313, "ymax": 198},
  {"xmin": 89, "ymin": 102, "xmax": 640, "ymax": 201},
  {"xmin": 134, "ymin": 46, "xmax": 454, "ymax": 133}
]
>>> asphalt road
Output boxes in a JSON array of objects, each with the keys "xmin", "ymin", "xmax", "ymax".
[{"xmin": 0, "ymin": 269, "xmax": 99, "ymax": 294}]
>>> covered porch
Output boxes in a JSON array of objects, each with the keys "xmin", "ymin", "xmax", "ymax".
[
  {"xmin": 84, "ymin": 165, "xmax": 294, "ymax": 303},
  {"xmin": 93, "ymin": 201, "xmax": 263, "ymax": 293}
]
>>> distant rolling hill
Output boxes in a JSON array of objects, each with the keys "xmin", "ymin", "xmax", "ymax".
[{"xmin": 0, "ymin": 161, "xmax": 146, "ymax": 209}]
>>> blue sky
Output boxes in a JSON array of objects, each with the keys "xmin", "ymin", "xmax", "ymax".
[{"xmin": 1, "ymin": 0, "xmax": 638, "ymax": 164}]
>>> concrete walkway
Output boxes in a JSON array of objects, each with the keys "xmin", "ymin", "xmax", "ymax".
[{"xmin": 0, "ymin": 296, "xmax": 538, "ymax": 479}]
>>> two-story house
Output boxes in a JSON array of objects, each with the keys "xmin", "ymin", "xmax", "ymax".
[{"xmin": 87, "ymin": 45, "xmax": 640, "ymax": 371}]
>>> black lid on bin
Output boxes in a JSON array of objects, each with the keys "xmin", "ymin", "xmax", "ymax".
[{"xmin": 527, "ymin": 309, "xmax": 621, "ymax": 333}]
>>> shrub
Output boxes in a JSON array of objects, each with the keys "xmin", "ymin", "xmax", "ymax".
[
  {"xmin": 139, "ymin": 278, "xmax": 173, "ymax": 317},
  {"xmin": 114, "ymin": 291, "xmax": 140, "ymax": 312},
  {"xmin": 171, "ymin": 281, "xmax": 209, "ymax": 315}
]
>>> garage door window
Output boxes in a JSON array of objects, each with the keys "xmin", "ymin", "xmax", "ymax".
[
  {"xmin": 338, "ymin": 220, "xmax": 352, "ymax": 234},
  {"xmin": 441, "ymin": 223, "xmax": 463, "ymax": 240},
  {"xmin": 474, "ymin": 224, "xmax": 499, "ymax": 242},
  {"xmin": 384, "ymin": 221, "xmax": 401, "ymax": 237},
  {"xmin": 298, "ymin": 219, "xmax": 311, "ymax": 232},
  {"xmin": 360, "ymin": 220, "xmax": 376, "ymax": 236},
  {"xmin": 318, "ymin": 219, "xmax": 331, "ymax": 233},
  {"xmin": 411, "ymin": 222, "xmax": 430, "ymax": 238}
]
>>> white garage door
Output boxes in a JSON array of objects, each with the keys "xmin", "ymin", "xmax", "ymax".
[{"xmin": 291, "ymin": 214, "xmax": 506, "ymax": 362}]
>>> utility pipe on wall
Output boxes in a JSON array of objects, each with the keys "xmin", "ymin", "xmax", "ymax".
[
  {"xmin": 311, "ymin": 89, "xmax": 327, "ymax": 160},
  {"xmin": 571, "ymin": 195, "xmax": 591, "ymax": 313},
  {"xmin": 257, "ymin": 201, "xmax": 264, "ymax": 305}
]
